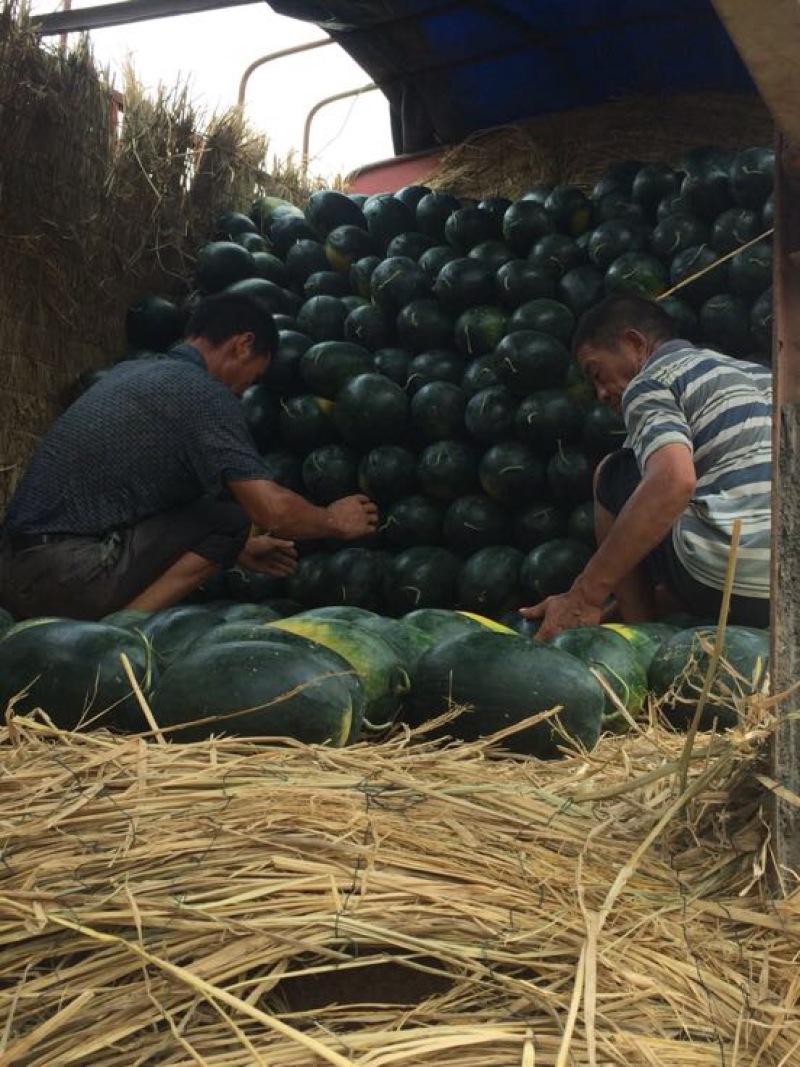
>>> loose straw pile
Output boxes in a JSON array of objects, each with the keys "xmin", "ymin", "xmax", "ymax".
[{"xmin": 1, "ymin": 701, "xmax": 798, "ymax": 1066}]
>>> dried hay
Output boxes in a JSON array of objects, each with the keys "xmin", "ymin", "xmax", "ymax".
[
  {"xmin": 1, "ymin": 687, "xmax": 798, "ymax": 1066},
  {"xmin": 425, "ymin": 92, "xmax": 775, "ymax": 200}
]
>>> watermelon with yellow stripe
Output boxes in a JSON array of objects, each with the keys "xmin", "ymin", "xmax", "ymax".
[
  {"xmin": 548, "ymin": 625, "xmax": 647, "ymax": 732},
  {"xmin": 603, "ymin": 621, "xmax": 680, "ymax": 673}
]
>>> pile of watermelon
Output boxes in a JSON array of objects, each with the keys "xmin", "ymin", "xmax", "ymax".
[
  {"xmin": 0, "ymin": 602, "xmax": 770, "ymax": 755},
  {"xmin": 106, "ymin": 143, "xmax": 774, "ymax": 620}
]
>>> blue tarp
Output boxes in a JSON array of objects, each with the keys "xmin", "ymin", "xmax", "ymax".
[{"xmin": 267, "ymin": 0, "xmax": 755, "ymax": 154}]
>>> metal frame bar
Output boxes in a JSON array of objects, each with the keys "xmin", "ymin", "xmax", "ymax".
[
  {"xmin": 237, "ymin": 38, "xmax": 333, "ymax": 108},
  {"xmin": 33, "ymin": 0, "xmax": 264, "ymax": 35},
  {"xmin": 302, "ymin": 84, "xmax": 379, "ymax": 171}
]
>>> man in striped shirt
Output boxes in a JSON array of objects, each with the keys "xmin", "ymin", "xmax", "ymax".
[{"xmin": 523, "ymin": 294, "xmax": 772, "ymax": 639}]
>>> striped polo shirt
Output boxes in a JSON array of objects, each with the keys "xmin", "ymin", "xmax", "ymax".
[{"xmin": 621, "ymin": 339, "xmax": 772, "ymax": 599}]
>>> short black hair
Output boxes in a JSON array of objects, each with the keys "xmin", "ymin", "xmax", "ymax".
[
  {"xmin": 572, "ymin": 294, "xmax": 675, "ymax": 356},
  {"xmin": 186, "ymin": 291, "xmax": 279, "ymax": 357}
]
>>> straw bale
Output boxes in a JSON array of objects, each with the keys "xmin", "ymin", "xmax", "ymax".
[
  {"xmin": 1, "ymin": 698, "xmax": 798, "ymax": 1066},
  {"xmin": 425, "ymin": 92, "xmax": 775, "ymax": 199}
]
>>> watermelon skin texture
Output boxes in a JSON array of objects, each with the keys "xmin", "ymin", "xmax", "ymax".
[
  {"xmin": 152, "ymin": 638, "xmax": 363, "ymax": 745},
  {"xmin": 0, "ymin": 619, "xmax": 154, "ymax": 732},
  {"xmin": 406, "ymin": 629, "xmax": 604, "ymax": 757}
]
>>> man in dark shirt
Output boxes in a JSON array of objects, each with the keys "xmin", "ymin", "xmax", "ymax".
[{"xmin": 0, "ymin": 291, "xmax": 378, "ymax": 620}]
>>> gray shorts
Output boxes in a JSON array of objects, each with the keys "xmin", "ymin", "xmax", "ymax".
[{"xmin": 0, "ymin": 496, "xmax": 249, "ymax": 621}]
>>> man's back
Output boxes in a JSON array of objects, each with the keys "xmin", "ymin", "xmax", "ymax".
[{"xmin": 5, "ymin": 349, "xmax": 265, "ymax": 537}]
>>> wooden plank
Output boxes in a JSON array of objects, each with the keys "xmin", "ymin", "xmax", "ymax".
[
  {"xmin": 770, "ymin": 137, "xmax": 800, "ymax": 885},
  {"xmin": 711, "ymin": 0, "xmax": 800, "ymax": 144}
]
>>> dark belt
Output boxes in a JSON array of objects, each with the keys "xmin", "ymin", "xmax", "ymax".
[{"xmin": 5, "ymin": 532, "xmax": 76, "ymax": 552}]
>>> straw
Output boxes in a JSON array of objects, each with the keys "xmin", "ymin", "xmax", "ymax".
[{"xmin": 1, "ymin": 693, "xmax": 796, "ymax": 1066}]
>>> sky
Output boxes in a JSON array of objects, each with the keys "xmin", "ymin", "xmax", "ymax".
[{"xmin": 28, "ymin": 0, "xmax": 395, "ymax": 181}]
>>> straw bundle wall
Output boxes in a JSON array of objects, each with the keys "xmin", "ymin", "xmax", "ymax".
[
  {"xmin": 426, "ymin": 92, "xmax": 775, "ymax": 200},
  {"xmin": 1, "ymin": 704, "xmax": 798, "ymax": 1066},
  {"xmin": 0, "ymin": 2, "xmax": 328, "ymax": 516}
]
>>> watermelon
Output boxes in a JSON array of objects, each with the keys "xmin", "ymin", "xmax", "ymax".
[
  {"xmin": 454, "ymin": 306, "xmax": 508, "ymax": 357},
  {"xmin": 405, "ymin": 350, "xmax": 464, "ymax": 393},
  {"xmin": 529, "ymin": 234, "xmax": 586, "ymax": 279},
  {"xmin": 373, "ymin": 347, "xmax": 412, "ymax": 386},
  {"xmin": 0, "ymin": 619, "xmax": 154, "ymax": 733},
  {"xmin": 557, "ymin": 265, "xmax": 605, "ymax": 317},
  {"xmin": 405, "ymin": 630, "xmax": 604, "ymax": 757},
  {"xmin": 491, "ymin": 330, "xmax": 570, "ymax": 395},
  {"xmin": 370, "ymin": 256, "xmax": 430, "ymax": 314},
  {"xmin": 396, "ymin": 298, "xmax": 454, "ymax": 352},
  {"xmin": 501, "ymin": 201, "xmax": 555, "ymax": 255},
  {"xmin": 302, "ymin": 444, "xmax": 359, "ymax": 504},
  {"xmin": 252, "ymin": 251, "xmax": 289, "ymax": 287},
  {"xmin": 603, "ymin": 621, "xmax": 680, "ymax": 673},
  {"xmin": 468, "ymin": 239, "xmax": 516, "ymax": 273},
  {"xmin": 496, "ymin": 260, "xmax": 556, "ymax": 309},
  {"xmin": 699, "ymin": 294, "xmax": 753, "ymax": 355},
  {"xmin": 300, "ymin": 341, "xmax": 372, "ymax": 398},
  {"xmin": 384, "ymin": 546, "xmax": 462, "ymax": 615},
  {"xmin": 458, "ymin": 545, "xmax": 523, "ymax": 615},
  {"xmin": 325, "ymin": 548, "xmax": 388, "ymax": 611},
  {"xmin": 515, "ymin": 389, "xmax": 584, "ymax": 451},
  {"xmin": 461, "ymin": 353, "xmax": 500, "ymax": 397},
  {"xmin": 241, "ymin": 385, "xmax": 280, "ymax": 452},
  {"xmin": 305, "ymin": 189, "xmax": 366, "ymax": 239},
  {"xmin": 349, "ymin": 255, "xmax": 382, "ymax": 299},
  {"xmin": 268, "ymin": 615, "xmax": 410, "ymax": 731},
  {"xmin": 464, "ymin": 386, "xmax": 517, "ymax": 445},
  {"xmin": 287, "ymin": 552, "xmax": 333, "ymax": 607},
  {"xmin": 416, "ymin": 440, "xmax": 480, "ymax": 501},
  {"xmin": 728, "ymin": 240, "xmax": 772, "ymax": 300},
  {"xmin": 362, "ymin": 193, "xmax": 417, "ymax": 252},
  {"xmin": 125, "ymin": 293, "xmax": 185, "ymax": 352},
  {"xmin": 648, "ymin": 625, "xmax": 769, "ymax": 730},
  {"xmin": 582, "ymin": 402, "xmax": 628, "ymax": 456},
  {"xmin": 567, "ymin": 500, "xmax": 596, "ymax": 547},
  {"xmin": 479, "ymin": 442, "xmax": 546, "ymax": 506},
  {"xmin": 520, "ymin": 539, "xmax": 593, "ymax": 600},
  {"xmin": 587, "ymin": 219, "xmax": 647, "ymax": 270},
  {"xmin": 195, "ymin": 241, "xmax": 255, "ymax": 293},
  {"xmin": 729, "ymin": 147, "xmax": 774, "ymax": 209},
  {"xmin": 604, "ymin": 252, "xmax": 667, "ymax": 297},
  {"xmin": 508, "ymin": 298, "xmax": 574, "ymax": 343},
  {"xmin": 387, "ymin": 231, "xmax": 436, "ymax": 260},
  {"xmin": 403, "ymin": 607, "xmax": 487, "ymax": 643},
  {"xmin": 395, "ymin": 184, "xmax": 432, "ymax": 210},
  {"xmin": 514, "ymin": 502, "xmax": 569, "ymax": 551},
  {"xmin": 545, "ymin": 186, "xmax": 593, "ymax": 236},
  {"xmin": 343, "ymin": 304, "xmax": 395, "ymax": 351},
  {"xmin": 443, "ymin": 494, "xmax": 508, "ymax": 555},
  {"xmin": 547, "ymin": 446, "xmax": 594, "ymax": 506},
  {"xmin": 382, "ymin": 495, "xmax": 444, "ymax": 550},
  {"xmin": 549, "ymin": 625, "xmax": 647, "ymax": 727},
  {"xmin": 152, "ymin": 639, "xmax": 362, "ymax": 745},
  {"xmin": 415, "ymin": 191, "xmax": 461, "ymax": 240},
  {"xmin": 285, "ymin": 239, "xmax": 330, "ymax": 288},
  {"xmin": 445, "ymin": 206, "xmax": 500, "ymax": 253},
  {"xmin": 649, "ymin": 213, "xmax": 709, "ymax": 260},
  {"xmin": 278, "ymin": 394, "xmax": 336, "ymax": 455},
  {"xmin": 419, "ymin": 244, "xmax": 460, "ymax": 278},
  {"xmin": 358, "ymin": 445, "xmax": 417, "ymax": 504},
  {"xmin": 333, "ymin": 373, "xmax": 408, "ymax": 448},
  {"xmin": 136, "ymin": 605, "xmax": 223, "ymax": 671},
  {"xmin": 433, "ymin": 257, "xmax": 496, "ymax": 315},
  {"xmin": 296, "ymin": 295, "xmax": 348, "ymax": 342},
  {"xmin": 408, "ymin": 381, "xmax": 466, "ymax": 446},
  {"xmin": 303, "ymin": 270, "xmax": 351, "ymax": 299}
]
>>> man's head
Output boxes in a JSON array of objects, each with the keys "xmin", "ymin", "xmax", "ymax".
[
  {"xmin": 572, "ymin": 295, "xmax": 675, "ymax": 412},
  {"xmin": 185, "ymin": 291, "xmax": 279, "ymax": 394}
]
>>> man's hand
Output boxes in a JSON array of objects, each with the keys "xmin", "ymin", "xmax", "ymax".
[
  {"xmin": 520, "ymin": 583, "xmax": 605, "ymax": 641},
  {"xmin": 238, "ymin": 535, "xmax": 298, "ymax": 577},
  {"xmin": 326, "ymin": 494, "xmax": 379, "ymax": 540}
]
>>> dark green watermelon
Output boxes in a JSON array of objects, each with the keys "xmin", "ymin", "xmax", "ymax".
[
  {"xmin": 557, "ymin": 265, "xmax": 605, "ymax": 317},
  {"xmin": 405, "ymin": 630, "xmax": 603, "ymax": 757},
  {"xmin": 729, "ymin": 147, "xmax": 774, "ymax": 210},
  {"xmin": 445, "ymin": 206, "xmax": 500, "ymax": 253},
  {"xmin": 496, "ymin": 260, "xmax": 556, "ymax": 309},
  {"xmin": 296, "ymin": 294, "xmax": 348, "ymax": 342},
  {"xmin": 386, "ymin": 231, "xmax": 436, "ymax": 260},
  {"xmin": 300, "ymin": 341, "xmax": 372, "ymax": 398},
  {"xmin": 416, "ymin": 440, "xmax": 480, "ymax": 501},
  {"xmin": 241, "ymin": 385, "xmax": 281, "ymax": 452},
  {"xmin": 285, "ymin": 239, "xmax": 330, "ymax": 288},
  {"xmin": 405, "ymin": 350, "xmax": 464, "ymax": 394},
  {"xmin": 520, "ymin": 539, "xmax": 593, "ymax": 600},
  {"xmin": 649, "ymin": 213, "xmax": 709, "ymax": 260},
  {"xmin": 454, "ymin": 305, "xmax": 508, "ymax": 357},
  {"xmin": 587, "ymin": 219, "xmax": 647, "ymax": 270},
  {"xmin": 545, "ymin": 185, "xmax": 593, "ymax": 236},
  {"xmin": 362, "ymin": 193, "xmax": 417, "ymax": 252},
  {"xmin": 491, "ymin": 330, "xmax": 570, "ymax": 396},
  {"xmin": 125, "ymin": 294, "xmax": 185, "ymax": 352},
  {"xmin": 443, "ymin": 493, "xmax": 508, "ymax": 555},
  {"xmin": 408, "ymin": 381, "xmax": 466, "ymax": 446},
  {"xmin": 728, "ymin": 240, "xmax": 773, "ymax": 300},
  {"xmin": 333, "ymin": 373, "xmax": 409, "ymax": 448},
  {"xmin": 358, "ymin": 445, "xmax": 418, "ymax": 504},
  {"xmin": 501, "ymin": 201, "xmax": 555, "ymax": 255},
  {"xmin": 508, "ymin": 298, "xmax": 574, "ymax": 343},
  {"xmin": 433, "ymin": 257, "xmax": 495, "ymax": 315},
  {"xmin": 396, "ymin": 298, "xmax": 454, "ymax": 352},
  {"xmin": 0, "ymin": 619, "xmax": 154, "ymax": 733},
  {"xmin": 699, "ymin": 293, "xmax": 753, "ymax": 355},
  {"xmin": 582, "ymin": 401, "xmax": 628, "ymax": 456},
  {"xmin": 302, "ymin": 444, "xmax": 359, "ymax": 504},
  {"xmin": 458, "ymin": 545, "xmax": 523, "ymax": 615},
  {"xmin": 305, "ymin": 189, "xmax": 367, "ymax": 239},
  {"xmin": 278, "ymin": 394, "xmax": 336, "ymax": 455},
  {"xmin": 479, "ymin": 441, "xmax": 546, "ymax": 506},
  {"xmin": 529, "ymin": 233, "xmax": 586, "ymax": 279},
  {"xmin": 604, "ymin": 252, "xmax": 668, "ymax": 297},
  {"xmin": 514, "ymin": 501, "xmax": 569, "ymax": 551},
  {"xmin": 710, "ymin": 208, "xmax": 763, "ymax": 255},
  {"xmin": 370, "ymin": 256, "xmax": 431, "ymax": 314},
  {"xmin": 384, "ymin": 546, "xmax": 462, "ymax": 615},
  {"xmin": 196, "ymin": 241, "xmax": 255, "ymax": 293},
  {"xmin": 415, "ymin": 191, "xmax": 462, "ymax": 240},
  {"xmin": 382, "ymin": 495, "xmax": 444, "ymax": 549},
  {"xmin": 514, "ymin": 389, "xmax": 584, "ymax": 451},
  {"xmin": 464, "ymin": 386, "xmax": 517, "ymax": 445},
  {"xmin": 547, "ymin": 446, "xmax": 594, "ymax": 506},
  {"xmin": 343, "ymin": 303, "xmax": 395, "ymax": 351}
]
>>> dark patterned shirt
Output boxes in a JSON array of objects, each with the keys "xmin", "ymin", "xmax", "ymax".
[{"xmin": 4, "ymin": 343, "xmax": 267, "ymax": 536}]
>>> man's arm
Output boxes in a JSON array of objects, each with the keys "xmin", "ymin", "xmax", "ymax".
[
  {"xmin": 523, "ymin": 443, "xmax": 696, "ymax": 638},
  {"xmin": 229, "ymin": 478, "xmax": 378, "ymax": 541}
]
